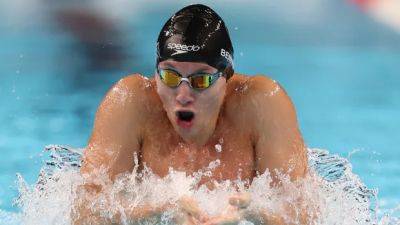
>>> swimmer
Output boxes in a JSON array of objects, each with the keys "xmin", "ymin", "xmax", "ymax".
[{"xmin": 73, "ymin": 4, "xmax": 309, "ymax": 225}]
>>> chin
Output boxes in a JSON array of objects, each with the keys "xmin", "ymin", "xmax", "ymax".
[{"xmin": 175, "ymin": 124, "xmax": 200, "ymax": 142}]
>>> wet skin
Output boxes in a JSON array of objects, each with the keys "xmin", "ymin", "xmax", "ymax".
[{"xmin": 78, "ymin": 60, "xmax": 308, "ymax": 224}]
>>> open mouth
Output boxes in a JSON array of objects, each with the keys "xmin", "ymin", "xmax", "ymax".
[
  {"xmin": 177, "ymin": 111, "xmax": 195, "ymax": 121},
  {"xmin": 176, "ymin": 111, "xmax": 195, "ymax": 128}
]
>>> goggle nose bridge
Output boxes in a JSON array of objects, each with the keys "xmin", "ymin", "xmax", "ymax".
[{"xmin": 176, "ymin": 77, "xmax": 191, "ymax": 87}]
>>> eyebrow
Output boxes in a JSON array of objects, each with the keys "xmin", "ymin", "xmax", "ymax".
[{"xmin": 162, "ymin": 62, "xmax": 213, "ymax": 74}]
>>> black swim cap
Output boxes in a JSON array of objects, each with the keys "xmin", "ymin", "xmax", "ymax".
[{"xmin": 156, "ymin": 4, "xmax": 234, "ymax": 79}]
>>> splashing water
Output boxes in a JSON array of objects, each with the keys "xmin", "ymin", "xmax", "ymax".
[{"xmin": 2, "ymin": 145, "xmax": 399, "ymax": 225}]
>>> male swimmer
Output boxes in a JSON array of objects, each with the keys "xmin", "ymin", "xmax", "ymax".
[{"xmin": 74, "ymin": 4, "xmax": 309, "ymax": 225}]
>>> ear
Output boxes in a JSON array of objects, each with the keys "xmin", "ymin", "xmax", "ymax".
[{"xmin": 223, "ymin": 66, "xmax": 234, "ymax": 80}]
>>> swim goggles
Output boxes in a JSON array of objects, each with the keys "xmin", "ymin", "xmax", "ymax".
[{"xmin": 157, "ymin": 67, "xmax": 223, "ymax": 90}]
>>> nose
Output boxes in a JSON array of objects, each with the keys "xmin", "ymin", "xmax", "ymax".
[{"xmin": 175, "ymin": 81, "xmax": 194, "ymax": 106}]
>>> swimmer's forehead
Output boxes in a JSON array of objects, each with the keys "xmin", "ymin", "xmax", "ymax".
[{"xmin": 159, "ymin": 60, "xmax": 217, "ymax": 73}]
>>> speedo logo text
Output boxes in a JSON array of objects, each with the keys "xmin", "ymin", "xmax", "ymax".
[{"xmin": 167, "ymin": 43, "xmax": 200, "ymax": 52}]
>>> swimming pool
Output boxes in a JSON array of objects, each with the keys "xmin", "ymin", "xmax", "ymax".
[{"xmin": 0, "ymin": 0, "xmax": 399, "ymax": 224}]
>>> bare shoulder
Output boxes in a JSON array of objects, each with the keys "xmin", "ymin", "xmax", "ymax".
[
  {"xmin": 249, "ymin": 75, "xmax": 281, "ymax": 92},
  {"xmin": 118, "ymin": 73, "xmax": 153, "ymax": 89},
  {"xmin": 227, "ymin": 73, "xmax": 284, "ymax": 95},
  {"xmin": 99, "ymin": 74, "xmax": 156, "ymax": 115},
  {"xmin": 89, "ymin": 73, "xmax": 156, "ymax": 150},
  {"xmin": 108, "ymin": 74, "xmax": 153, "ymax": 101},
  {"xmin": 240, "ymin": 74, "xmax": 286, "ymax": 97},
  {"xmin": 225, "ymin": 73, "xmax": 293, "ymax": 118}
]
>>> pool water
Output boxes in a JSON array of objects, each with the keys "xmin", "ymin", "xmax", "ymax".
[{"xmin": 0, "ymin": 0, "xmax": 399, "ymax": 223}]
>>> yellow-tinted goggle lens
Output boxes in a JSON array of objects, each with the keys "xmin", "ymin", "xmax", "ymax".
[
  {"xmin": 159, "ymin": 69, "xmax": 181, "ymax": 87},
  {"xmin": 190, "ymin": 75, "xmax": 212, "ymax": 89}
]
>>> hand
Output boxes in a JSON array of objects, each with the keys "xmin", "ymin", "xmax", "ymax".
[
  {"xmin": 228, "ymin": 192, "xmax": 251, "ymax": 209},
  {"xmin": 177, "ymin": 195, "xmax": 209, "ymax": 225},
  {"xmin": 199, "ymin": 209, "xmax": 240, "ymax": 225},
  {"xmin": 200, "ymin": 192, "xmax": 252, "ymax": 225},
  {"xmin": 176, "ymin": 193, "xmax": 251, "ymax": 225}
]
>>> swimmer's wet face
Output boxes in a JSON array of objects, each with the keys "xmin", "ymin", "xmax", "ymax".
[
  {"xmin": 155, "ymin": 4, "xmax": 233, "ymax": 145},
  {"xmin": 156, "ymin": 60, "xmax": 226, "ymax": 145}
]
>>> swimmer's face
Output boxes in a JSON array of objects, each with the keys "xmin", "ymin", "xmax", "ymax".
[{"xmin": 155, "ymin": 60, "xmax": 226, "ymax": 145}]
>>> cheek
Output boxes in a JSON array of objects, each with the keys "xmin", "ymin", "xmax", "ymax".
[
  {"xmin": 197, "ymin": 86, "xmax": 225, "ymax": 109},
  {"xmin": 209, "ymin": 81, "xmax": 226, "ymax": 103},
  {"xmin": 156, "ymin": 81, "xmax": 175, "ymax": 108}
]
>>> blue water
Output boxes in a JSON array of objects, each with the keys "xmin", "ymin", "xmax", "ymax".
[{"xmin": 0, "ymin": 0, "xmax": 399, "ymax": 220}]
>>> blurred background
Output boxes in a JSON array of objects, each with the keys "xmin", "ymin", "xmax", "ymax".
[{"xmin": 0, "ymin": 0, "xmax": 399, "ymax": 218}]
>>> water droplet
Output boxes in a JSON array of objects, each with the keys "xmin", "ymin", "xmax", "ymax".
[{"xmin": 215, "ymin": 144, "xmax": 222, "ymax": 153}]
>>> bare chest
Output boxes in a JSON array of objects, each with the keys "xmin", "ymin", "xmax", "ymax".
[{"xmin": 140, "ymin": 122, "xmax": 255, "ymax": 184}]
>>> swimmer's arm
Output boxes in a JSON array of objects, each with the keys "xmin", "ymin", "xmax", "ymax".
[
  {"xmin": 249, "ymin": 76, "xmax": 311, "ymax": 224},
  {"xmin": 73, "ymin": 75, "xmax": 164, "ymax": 224}
]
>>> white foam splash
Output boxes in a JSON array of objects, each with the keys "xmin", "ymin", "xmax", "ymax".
[
  {"xmin": 0, "ymin": 209, "xmax": 21, "ymax": 225},
  {"xmin": 7, "ymin": 147, "xmax": 400, "ymax": 225}
]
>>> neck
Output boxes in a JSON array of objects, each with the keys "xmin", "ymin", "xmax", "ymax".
[{"xmin": 182, "ymin": 105, "xmax": 224, "ymax": 148}]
